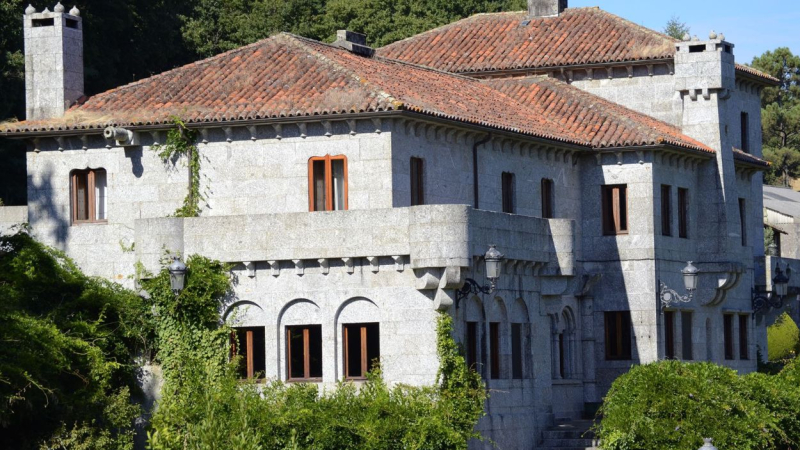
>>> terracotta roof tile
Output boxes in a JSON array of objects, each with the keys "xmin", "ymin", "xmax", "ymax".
[
  {"xmin": 733, "ymin": 147, "xmax": 770, "ymax": 167},
  {"xmin": 483, "ymin": 76, "xmax": 713, "ymax": 153},
  {"xmin": 377, "ymin": 8, "xmax": 780, "ymax": 85}
]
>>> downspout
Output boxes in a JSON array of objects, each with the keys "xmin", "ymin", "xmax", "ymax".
[{"xmin": 473, "ymin": 133, "xmax": 492, "ymax": 209}]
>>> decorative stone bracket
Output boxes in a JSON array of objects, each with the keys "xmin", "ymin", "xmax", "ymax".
[{"xmin": 695, "ymin": 261, "xmax": 744, "ymax": 306}]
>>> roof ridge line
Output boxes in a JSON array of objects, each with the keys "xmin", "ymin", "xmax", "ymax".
[
  {"xmin": 283, "ymin": 34, "xmax": 405, "ymax": 110},
  {"xmin": 589, "ymin": 8, "xmax": 678, "ymax": 44}
]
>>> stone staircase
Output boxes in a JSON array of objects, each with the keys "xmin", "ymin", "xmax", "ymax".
[{"xmin": 540, "ymin": 420, "xmax": 599, "ymax": 450}]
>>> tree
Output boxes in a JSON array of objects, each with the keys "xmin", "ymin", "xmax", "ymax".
[
  {"xmin": 0, "ymin": 231, "xmax": 151, "ymax": 449},
  {"xmin": 663, "ymin": 15, "xmax": 689, "ymax": 40},
  {"xmin": 753, "ymin": 48, "xmax": 800, "ymax": 186},
  {"xmin": 768, "ymin": 312, "xmax": 800, "ymax": 361}
]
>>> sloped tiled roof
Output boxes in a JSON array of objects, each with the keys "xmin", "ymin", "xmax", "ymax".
[
  {"xmin": 735, "ymin": 64, "xmax": 780, "ymax": 84},
  {"xmin": 377, "ymin": 8, "xmax": 780, "ymax": 85},
  {"xmin": 733, "ymin": 147, "xmax": 770, "ymax": 167},
  {"xmin": 483, "ymin": 76, "xmax": 712, "ymax": 152},
  {"xmin": 0, "ymin": 33, "xmax": 586, "ymax": 146}
]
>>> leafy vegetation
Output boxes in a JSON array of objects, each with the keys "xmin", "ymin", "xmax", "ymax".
[
  {"xmin": 595, "ymin": 360, "xmax": 800, "ymax": 450},
  {"xmin": 0, "ymin": 230, "xmax": 152, "ymax": 450},
  {"xmin": 768, "ymin": 312, "xmax": 800, "ymax": 361},
  {"xmin": 663, "ymin": 16, "xmax": 690, "ymax": 40},
  {"xmin": 152, "ymin": 118, "xmax": 204, "ymax": 217},
  {"xmin": 140, "ymin": 255, "xmax": 486, "ymax": 449}
]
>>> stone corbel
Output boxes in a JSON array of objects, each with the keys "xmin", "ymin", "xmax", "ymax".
[
  {"xmin": 414, "ymin": 268, "xmax": 441, "ymax": 290},
  {"xmin": 718, "ymin": 88, "xmax": 732, "ymax": 100},
  {"xmin": 297, "ymin": 122, "xmax": 307, "ymax": 138},
  {"xmin": 696, "ymin": 262, "xmax": 744, "ymax": 307},
  {"xmin": 150, "ymin": 131, "xmax": 161, "ymax": 146},
  {"xmin": 319, "ymin": 258, "xmax": 329, "ymax": 275},
  {"xmin": 268, "ymin": 260, "xmax": 280, "ymax": 277},
  {"xmin": 272, "ymin": 124, "xmax": 283, "ymax": 140},
  {"xmin": 366, "ymin": 256, "xmax": 379, "ymax": 273},
  {"xmin": 702, "ymin": 87, "xmax": 711, "ymax": 101},
  {"xmin": 371, "ymin": 118, "xmax": 382, "ymax": 134},
  {"xmin": 392, "ymin": 255, "xmax": 405, "ymax": 272},
  {"xmin": 293, "ymin": 259, "xmax": 305, "ymax": 276},
  {"xmin": 243, "ymin": 261, "xmax": 256, "ymax": 278},
  {"xmin": 199, "ymin": 128, "xmax": 209, "ymax": 144},
  {"xmin": 322, "ymin": 121, "xmax": 333, "ymax": 137},
  {"xmin": 342, "ymin": 257, "xmax": 355, "ymax": 274},
  {"xmin": 440, "ymin": 266, "xmax": 464, "ymax": 290},
  {"xmin": 223, "ymin": 126, "xmax": 234, "ymax": 143},
  {"xmin": 56, "ymin": 136, "xmax": 65, "ymax": 152},
  {"xmin": 346, "ymin": 120, "xmax": 357, "ymax": 136},
  {"xmin": 81, "ymin": 135, "xmax": 89, "ymax": 150},
  {"xmin": 434, "ymin": 288, "xmax": 454, "ymax": 311},
  {"xmin": 247, "ymin": 125, "xmax": 258, "ymax": 141}
]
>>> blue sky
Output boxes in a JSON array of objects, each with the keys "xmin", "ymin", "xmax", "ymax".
[{"xmin": 569, "ymin": 0, "xmax": 799, "ymax": 64}]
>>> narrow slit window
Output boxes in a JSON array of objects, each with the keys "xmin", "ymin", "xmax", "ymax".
[
  {"xmin": 466, "ymin": 321, "xmax": 478, "ymax": 371},
  {"xmin": 511, "ymin": 323, "xmax": 523, "ymax": 379},
  {"xmin": 739, "ymin": 198, "xmax": 747, "ymax": 246},
  {"xmin": 678, "ymin": 188, "xmax": 689, "ymax": 239},
  {"xmin": 724, "ymin": 314, "xmax": 734, "ymax": 360},
  {"xmin": 661, "ymin": 185, "xmax": 672, "ymax": 237},
  {"xmin": 410, "ymin": 157, "xmax": 424, "ymax": 206},
  {"xmin": 741, "ymin": 112, "xmax": 749, "ymax": 153},
  {"xmin": 664, "ymin": 311, "xmax": 676, "ymax": 359},
  {"xmin": 739, "ymin": 315, "xmax": 749, "ymax": 360},
  {"xmin": 602, "ymin": 185, "xmax": 628, "ymax": 235},
  {"xmin": 343, "ymin": 323, "xmax": 379, "ymax": 379},
  {"xmin": 681, "ymin": 311, "xmax": 693, "ymax": 360},
  {"xmin": 502, "ymin": 172, "xmax": 515, "ymax": 213},
  {"xmin": 541, "ymin": 178, "xmax": 554, "ymax": 218},
  {"xmin": 287, "ymin": 325, "xmax": 323, "ymax": 381},
  {"xmin": 490, "ymin": 322, "xmax": 501, "ymax": 379},
  {"xmin": 308, "ymin": 155, "xmax": 348, "ymax": 212},
  {"xmin": 71, "ymin": 168, "xmax": 108, "ymax": 224},
  {"xmin": 604, "ymin": 311, "xmax": 632, "ymax": 360},
  {"xmin": 230, "ymin": 327, "xmax": 266, "ymax": 380}
]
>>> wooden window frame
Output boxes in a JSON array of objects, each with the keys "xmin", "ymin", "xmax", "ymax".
[
  {"xmin": 602, "ymin": 185, "xmax": 628, "ymax": 235},
  {"xmin": 410, "ymin": 157, "xmax": 424, "ymax": 206},
  {"xmin": 308, "ymin": 154, "xmax": 348, "ymax": 212},
  {"xmin": 502, "ymin": 172, "xmax": 515, "ymax": 214},
  {"xmin": 490, "ymin": 322, "xmax": 501, "ymax": 379},
  {"xmin": 71, "ymin": 168, "xmax": 108, "ymax": 224},
  {"xmin": 664, "ymin": 311, "xmax": 676, "ymax": 359},
  {"xmin": 739, "ymin": 198, "xmax": 747, "ymax": 246},
  {"xmin": 724, "ymin": 314, "xmax": 735, "ymax": 360},
  {"xmin": 541, "ymin": 178, "xmax": 554, "ymax": 219},
  {"xmin": 681, "ymin": 311, "xmax": 693, "ymax": 360},
  {"xmin": 343, "ymin": 323, "xmax": 379, "ymax": 380},
  {"xmin": 604, "ymin": 311, "xmax": 632, "ymax": 360},
  {"xmin": 230, "ymin": 327, "xmax": 266, "ymax": 380},
  {"xmin": 738, "ymin": 315, "xmax": 749, "ymax": 360},
  {"xmin": 661, "ymin": 185, "xmax": 672, "ymax": 237},
  {"xmin": 286, "ymin": 325, "xmax": 323, "ymax": 382},
  {"xmin": 678, "ymin": 188, "xmax": 689, "ymax": 239}
]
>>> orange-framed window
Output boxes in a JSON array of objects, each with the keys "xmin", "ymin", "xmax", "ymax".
[
  {"xmin": 343, "ymin": 323, "xmax": 379, "ymax": 379},
  {"xmin": 71, "ymin": 168, "xmax": 107, "ymax": 224},
  {"xmin": 308, "ymin": 155, "xmax": 348, "ymax": 212},
  {"xmin": 287, "ymin": 325, "xmax": 323, "ymax": 381},
  {"xmin": 230, "ymin": 327, "xmax": 266, "ymax": 380}
]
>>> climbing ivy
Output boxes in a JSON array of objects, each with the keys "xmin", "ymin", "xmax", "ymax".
[{"xmin": 153, "ymin": 118, "xmax": 203, "ymax": 217}]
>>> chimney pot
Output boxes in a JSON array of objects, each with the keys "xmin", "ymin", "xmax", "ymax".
[{"xmin": 527, "ymin": 0, "xmax": 567, "ymax": 17}]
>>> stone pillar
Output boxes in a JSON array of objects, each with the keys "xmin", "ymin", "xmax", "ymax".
[{"xmin": 23, "ymin": 3, "xmax": 84, "ymax": 120}]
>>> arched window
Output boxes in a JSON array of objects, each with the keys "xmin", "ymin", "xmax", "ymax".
[
  {"xmin": 553, "ymin": 308, "xmax": 577, "ymax": 379},
  {"xmin": 308, "ymin": 155, "xmax": 348, "ymax": 211}
]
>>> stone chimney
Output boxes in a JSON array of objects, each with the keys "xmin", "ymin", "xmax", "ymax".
[
  {"xmin": 23, "ymin": 3, "xmax": 84, "ymax": 120},
  {"xmin": 527, "ymin": 0, "xmax": 567, "ymax": 17},
  {"xmin": 332, "ymin": 30, "xmax": 374, "ymax": 57}
]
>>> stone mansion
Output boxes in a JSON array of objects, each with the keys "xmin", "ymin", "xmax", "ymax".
[{"xmin": 0, "ymin": 0, "xmax": 786, "ymax": 448}]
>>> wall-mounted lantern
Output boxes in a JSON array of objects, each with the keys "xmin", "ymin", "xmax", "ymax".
[
  {"xmin": 659, "ymin": 261, "xmax": 698, "ymax": 310},
  {"xmin": 168, "ymin": 256, "xmax": 187, "ymax": 294},
  {"xmin": 753, "ymin": 264, "xmax": 791, "ymax": 313},
  {"xmin": 455, "ymin": 245, "xmax": 505, "ymax": 308}
]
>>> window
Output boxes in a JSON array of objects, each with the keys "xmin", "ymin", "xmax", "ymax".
[
  {"xmin": 309, "ymin": 155, "xmax": 347, "ymax": 211},
  {"xmin": 661, "ymin": 185, "xmax": 672, "ymax": 237},
  {"xmin": 678, "ymin": 188, "xmax": 689, "ymax": 239},
  {"xmin": 511, "ymin": 323, "xmax": 523, "ymax": 379},
  {"xmin": 739, "ymin": 198, "xmax": 747, "ymax": 246},
  {"xmin": 541, "ymin": 178, "xmax": 554, "ymax": 218},
  {"xmin": 410, "ymin": 157, "xmax": 424, "ymax": 206},
  {"xmin": 343, "ymin": 323, "xmax": 379, "ymax": 379},
  {"xmin": 664, "ymin": 311, "xmax": 676, "ymax": 359},
  {"xmin": 502, "ymin": 172, "xmax": 515, "ymax": 213},
  {"xmin": 724, "ymin": 314, "xmax": 734, "ymax": 360},
  {"xmin": 605, "ymin": 311, "xmax": 632, "ymax": 360},
  {"xmin": 466, "ymin": 322, "xmax": 478, "ymax": 371},
  {"xmin": 602, "ymin": 185, "xmax": 628, "ymax": 235},
  {"xmin": 741, "ymin": 112, "xmax": 749, "ymax": 153},
  {"xmin": 287, "ymin": 325, "xmax": 322, "ymax": 381},
  {"xmin": 681, "ymin": 312, "xmax": 693, "ymax": 360},
  {"xmin": 739, "ymin": 315, "xmax": 749, "ymax": 360},
  {"xmin": 230, "ymin": 327, "xmax": 266, "ymax": 379},
  {"xmin": 71, "ymin": 169, "xmax": 107, "ymax": 223},
  {"xmin": 558, "ymin": 332, "xmax": 566, "ymax": 378},
  {"xmin": 490, "ymin": 322, "xmax": 501, "ymax": 379}
]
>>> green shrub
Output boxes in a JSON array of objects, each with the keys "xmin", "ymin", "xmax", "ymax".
[
  {"xmin": 596, "ymin": 361, "xmax": 779, "ymax": 450},
  {"xmin": 0, "ymin": 231, "xmax": 150, "ymax": 449},
  {"xmin": 767, "ymin": 312, "xmax": 800, "ymax": 361}
]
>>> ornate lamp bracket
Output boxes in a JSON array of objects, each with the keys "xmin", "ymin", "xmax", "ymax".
[
  {"xmin": 659, "ymin": 281, "xmax": 693, "ymax": 311},
  {"xmin": 455, "ymin": 278, "xmax": 494, "ymax": 309}
]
